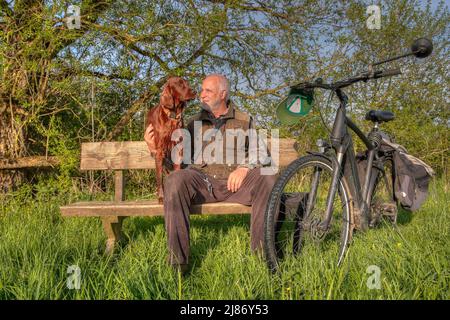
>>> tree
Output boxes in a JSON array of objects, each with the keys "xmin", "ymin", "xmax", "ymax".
[
  {"xmin": 1, "ymin": 0, "xmax": 447, "ymax": 194},
  {"xmin": 0, "ymin": 0, "xmax": 344, "ymax": 192},
  {"xmin": 0, "ymin": 0, "xmax": 113, "ymax": 190}
]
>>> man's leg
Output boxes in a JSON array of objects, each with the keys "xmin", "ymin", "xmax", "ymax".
[
  {"xmin": 163, "ymin": 169, "xmax": 229, "ymax": 266},
  {"xmin": 226, "ymin": 168, "xmax": 278, "ymax": 252}
]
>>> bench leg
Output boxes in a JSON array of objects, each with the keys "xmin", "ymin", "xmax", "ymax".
[{"xmin": 101, "ymin": 216, "xmax": 126, "ymax": 254}]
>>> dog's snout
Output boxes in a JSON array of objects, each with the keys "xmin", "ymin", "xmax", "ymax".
[{"xmin": 187, "ymin": 89, "xmax": 197, "ymax": 100}]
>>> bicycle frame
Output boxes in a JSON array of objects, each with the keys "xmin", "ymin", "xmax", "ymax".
[{"xmin": 318, "ymin": 88, "xmax": 381, "ymax": 231}]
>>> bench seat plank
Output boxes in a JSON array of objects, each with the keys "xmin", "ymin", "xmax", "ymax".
[{"xmin": 61, "ymin": 200, "xmax": 252, "ymax": 217}]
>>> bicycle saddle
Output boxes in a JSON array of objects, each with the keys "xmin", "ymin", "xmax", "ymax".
[{"xmin": 365, "ymin": 110, "xmax": 395, "ymax": 123}]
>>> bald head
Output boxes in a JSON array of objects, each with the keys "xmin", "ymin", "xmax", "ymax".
[{"xmin": 200, "ymin": 74, "xmax": 230, "ymax": 117}]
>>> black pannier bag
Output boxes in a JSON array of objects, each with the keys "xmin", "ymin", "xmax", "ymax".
[
  {"xmin": 385, "ymin": 140, "xmax": 435, "ymax": 211},
  {"xmin": 356, "ymin": 134, "xmax": 434, "ymax": 212}
]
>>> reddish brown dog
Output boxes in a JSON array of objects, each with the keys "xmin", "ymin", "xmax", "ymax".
[{"xmin": 145, "ymin": 77, "xmax": 196, "ymax": 203}]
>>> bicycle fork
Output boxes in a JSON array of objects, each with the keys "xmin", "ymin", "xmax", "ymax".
[
  {"xmin": 318, "ymin": 91, "xmax": 347, "ymax": 231},
  {"xmin": 319, "ymin": 149, "xmax": 345, "ymax": 231},
  {"xmin": 304, "ymin": 166, "xmax": 322, "ymax": 219}
]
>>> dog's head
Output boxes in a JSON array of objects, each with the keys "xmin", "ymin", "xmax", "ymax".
[{"xmin": 160, "ymin": 77, "xmax": 196, "ymax": 109}]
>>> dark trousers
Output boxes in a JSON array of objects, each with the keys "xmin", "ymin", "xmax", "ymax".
[{"xmin": 163, "ymin": 167, "xmax": 278, "ymax": 265}]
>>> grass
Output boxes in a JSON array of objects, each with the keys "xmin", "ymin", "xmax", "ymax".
[{"xmin": 0, "ymin": 179, "xmax": 448, "ymax": 300}]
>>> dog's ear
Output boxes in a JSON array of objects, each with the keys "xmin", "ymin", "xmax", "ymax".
[{"xmin": 160, "ymin": 83, "xmax": 174, "ymax": 107}]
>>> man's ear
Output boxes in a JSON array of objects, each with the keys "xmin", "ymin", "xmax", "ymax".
[
  {"xmin": 220, "ymin": 90, "xmax": 227, "ymax": 101},
  {"xmin": 160, "ymin": 84, "xmax": 174, "ymax": 107}
]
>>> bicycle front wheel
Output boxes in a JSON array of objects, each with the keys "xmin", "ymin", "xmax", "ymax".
[{"xmin": 264, "ymin": 154, "xmax": 353, "ymax": 271}]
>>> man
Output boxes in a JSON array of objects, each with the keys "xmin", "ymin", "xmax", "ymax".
[{"xmin": 144, "ymin": 74, "xmax": 277, "ymax": 271}]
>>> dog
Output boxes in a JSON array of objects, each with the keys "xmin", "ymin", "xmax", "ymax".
[{"xmin": 145, "ymin": 76, "xmax": 196, "ymax": 203}]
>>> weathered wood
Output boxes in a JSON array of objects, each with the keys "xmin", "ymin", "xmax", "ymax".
[
  {"xmin": 61, "ymin": 200, "xmax": 252, "ymax": 217},
  {"xmin": 115, "ymin": 170, "xmax": 125, "ymax": 201},
  {"xmin": 272, "ymin": 138, "xmax": 299, "ymax": 167},
  {"xmin": 0, "ymin": 156, "xmax": 59, "ymax": 170},
  {"xmin": 80, "ymin": 141, "xmax": 154, "ymax": 170},
  {"xmin": 101, "ymin": 216, "xmax": 126, "ymax": 254},
  {"xmin": 65, "ymin": 137, "xmax": 300, "ymax": 254},
  {"xmin": 80, "ymin": 138, "xmax": 298, "ymax": 170}
]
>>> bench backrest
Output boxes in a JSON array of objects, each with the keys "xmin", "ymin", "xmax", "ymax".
[
  {"xmin": 79, "ymin": 138, "xmax": 299, "ymax": 201},
  {"xmin": 80, "ymin": 139, "xmax": 299, "ymax": 171}
]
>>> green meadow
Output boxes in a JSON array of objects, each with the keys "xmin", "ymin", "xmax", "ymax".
[{"xmin": 0, "ymin": 179, "xmax": 448, "ymax": 300}]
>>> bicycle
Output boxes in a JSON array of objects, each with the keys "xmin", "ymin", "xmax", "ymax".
[{"xmin": 264, "ymin": 38, "xmax": 433, "ymax": 271}]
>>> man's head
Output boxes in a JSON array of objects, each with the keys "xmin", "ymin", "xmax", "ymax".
[{"xmin": 200, "ymin": 74, "xmax": 230, "ymax": 113}]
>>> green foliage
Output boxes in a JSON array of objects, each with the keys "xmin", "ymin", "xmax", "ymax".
[{"xmin": 0, "ymin": 0, "xmax": 448, "ymax": 187}]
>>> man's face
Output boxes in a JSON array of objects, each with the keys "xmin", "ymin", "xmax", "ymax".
[{"xmin": 200, "ymin": 77, "xmax": 226, "ymax": 111}]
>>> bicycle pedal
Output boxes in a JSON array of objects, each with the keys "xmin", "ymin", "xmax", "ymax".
[
  {"xmin": 379, "ymin": 202, "xmax": 397, "ymax": 215},
  {"xmin": 380, "ymin": 202, "xmax": 398, "ymax": 224}
]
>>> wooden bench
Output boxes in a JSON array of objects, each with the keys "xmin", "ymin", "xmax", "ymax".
[{"xmin": 60, "ymin": 139, "xmax": 299, "ymax": 254}]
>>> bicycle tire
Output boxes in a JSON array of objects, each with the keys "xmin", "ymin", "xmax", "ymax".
[{"xmin": 264, "ymin": 154, "xmax": 353, "ymax": 271}]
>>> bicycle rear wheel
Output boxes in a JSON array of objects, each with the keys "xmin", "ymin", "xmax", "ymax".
[{"xmin": 264, "ymin": 154, "xmax": 353, "ymax": 271}]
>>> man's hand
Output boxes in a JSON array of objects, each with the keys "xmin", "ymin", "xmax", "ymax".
[
  {"xmin": 144, "ymin": 124, "xmax": 156, "ymax": 154},
  {"xmin": 227, "ymin": 167, "xmax": 250, "ymax": 192}
]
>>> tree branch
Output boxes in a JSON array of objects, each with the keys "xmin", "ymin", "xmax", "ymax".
[
  {"xmin": 56, "ymin": 64, "xmax": 133, "ymax": 81},
  {"xmin": 233, "ymin": 83, "xmax": 289, "ymax": 100},
  {"xmin": 0, "ymin": 156, "xmax": 59, "ymax": 170},
  {"xmin": 105, "ymin": 26, "xmax": 225, "ymax": 141},
  {"xmin": 105, "ymin": 77, "xmax": 168, "ymax": 141},
  {"xmin": 51, "ymin": 0, "xmax": 113, "ymax": 59},
  {"xmin": 91, "ymin": 22, "xmax": 172, "ymax": 73},
  {"xmin": 0, "ymin": 0, "xmax": 13, "ymax": 17},
  {"xmin": 176, "ymin": 32, "xmax": 220, "ymax": 71},
  {"xmin": 104, "ymin": 1, "xmax": 229, "ymax": 141}
]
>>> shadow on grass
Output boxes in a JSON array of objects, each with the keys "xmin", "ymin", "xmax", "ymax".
[
  {"xmin": 119, "ymin": 213, "xmax": 251, "ymax": 273},
  {"xmin": 396, "ymin": 207, "xmax": 413, "ymax": 225},
  {"xmin": 189, "ymin": 214, "xmax": 250, "ymax": 270},
  {"xmin": 124, "ymin": 215, "xmax": 165, "ymax": 237}
]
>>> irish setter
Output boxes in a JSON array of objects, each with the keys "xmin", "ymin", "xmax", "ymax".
[{"xmin": 145, "ymin": 77, "xmax": 196, "ymax": 203}]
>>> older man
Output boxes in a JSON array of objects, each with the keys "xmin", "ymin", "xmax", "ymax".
[{"xmin": 145, "ymin": 74, "xmax": 277, "ymax": 271}]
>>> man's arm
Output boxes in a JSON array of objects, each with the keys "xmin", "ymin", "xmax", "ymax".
[
  {"xmin": 237, "ymin": 116, "xmax": 270, "ymax": 170},
  {"xmin": 229, "ymin": 116, "xmax": 267, "ymax": 192}
]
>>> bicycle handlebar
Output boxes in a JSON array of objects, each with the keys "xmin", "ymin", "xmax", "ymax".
[
  {"xmin": 291, "ymin": 67, "xmax": 402, "ymax": 91},
  {"xmin": 290, "ymin": 38, "xmax": 432, "ymax": 92},
  {"xmin": 371, "ymin": 67, "xmax": 402, "ymax": 79}
]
